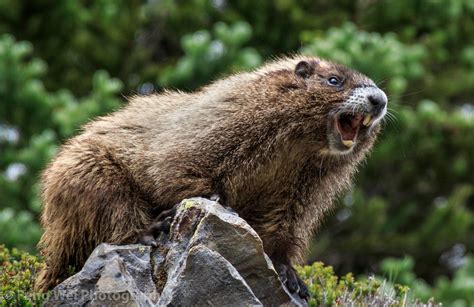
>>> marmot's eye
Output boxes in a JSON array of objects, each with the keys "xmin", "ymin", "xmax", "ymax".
[{"xmin": 328, "ymin": 76, "xmax": 341, "ymax": 86}]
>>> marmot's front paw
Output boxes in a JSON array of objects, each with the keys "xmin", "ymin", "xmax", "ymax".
[
  {"xmin": 137, "ymin": 204, "xmax": 178, "ymax": 246},
  {"xmin": 275, "ymin": 262, "xmax": 309, "ymax": 300}
]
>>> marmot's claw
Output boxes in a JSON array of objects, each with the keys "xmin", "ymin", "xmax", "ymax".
[
  {"xmin": 297, "ymin": 277, "xmax": 310, "ymax": 299},
  {"xmin": 275, "ymin": 262, "xmax": 310, "ymax": 300},
  {"xmin": 148, "ymin": 218, "xmax": 172, "ymax": 236},
  {"xmin": 210, "ymin": 193, "xmax": 221, "ymax": 202},
  {"xmin": 138, "ymin": 234, "xmax": 157, "ymax": 247},
  {"xmin": 138, "ymin": 204, "xmax": 179, "ymax": 245},
  {"xmin": 286, "ymin": 269, "xmax": 300, "ymax": 293},
  {"xmin": 155, "ymin": 205, "xmax": 178, "ymax": 222}
]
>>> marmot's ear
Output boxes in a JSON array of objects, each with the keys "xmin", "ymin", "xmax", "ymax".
[{"xmin": 295, "ymin": 60, "xmax": 314, "ymax": 79}]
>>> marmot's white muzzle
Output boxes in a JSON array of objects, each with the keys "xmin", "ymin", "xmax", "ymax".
[{"xmin": 346, "ymin": 86, "xmax": 388, "ymax": 124}]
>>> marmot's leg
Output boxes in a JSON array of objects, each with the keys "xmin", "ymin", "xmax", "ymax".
[
  {"xmin": 35, "ymin": 141, "xmax": 152, "ymax": 291},
  {"xmin": 259, "ymin": 218, "xmax": 310, "ymax": 299},
  {"xmin": 269, "ymin": 248, "xmax": 309, "ymax": 299},
  {"xmin": 273, "ymin": 261, "xmax": 309, "ymax": 299}
]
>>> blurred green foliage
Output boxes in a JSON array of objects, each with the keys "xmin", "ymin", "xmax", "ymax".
[
  {"xmin": 0, "ymin": 0, "xmax": 146, "ymax": 95},
  {"xmin": 0, "ymin": 0, "xmax": 473, "ymax": 305},
  {"xmin": 0, "ymin": 33, "xmax": 122, "ymax": 250},
  {"xmin": 380, "ymin": 256, "xmax": 474, "ymax": 306},
  {"xmin": 159, "ymin": 21, "xmax": 262, "ymax": 90}
]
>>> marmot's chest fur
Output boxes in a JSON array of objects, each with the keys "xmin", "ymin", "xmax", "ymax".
[{"xmin": 36, "ymin": 56, "xmax": 387, "ymax": 294}]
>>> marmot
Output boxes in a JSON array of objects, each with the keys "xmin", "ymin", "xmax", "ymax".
[{"xmin": 36, "ymin": 56, "xmax": 388, "ymax": 297}]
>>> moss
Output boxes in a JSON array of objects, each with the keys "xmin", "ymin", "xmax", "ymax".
[
  {"xmin": 0, "ymin": 245, "xmax": 45, "ymax": 306},
  {"xmin": 182, "ymin": 199, "xmax": 198, "ymax": 210}
]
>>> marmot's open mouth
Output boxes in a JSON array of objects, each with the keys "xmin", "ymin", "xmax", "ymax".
[{"xmin": 335, "ymin": 113, "xmax": 373, "ymax": 148}]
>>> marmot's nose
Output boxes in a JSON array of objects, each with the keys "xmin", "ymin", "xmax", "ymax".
[{"xmin": 367, "ymin": 90, "xmax": 387, "ymax": 113}]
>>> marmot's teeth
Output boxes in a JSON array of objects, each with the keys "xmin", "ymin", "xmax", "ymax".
[
  {"xmin": 363, "ymin": 114, "xmax": 372, "ymax": 126},
  {"xmin": 342, "ymin": 140, "xmax": 354, "ymax": 147}
]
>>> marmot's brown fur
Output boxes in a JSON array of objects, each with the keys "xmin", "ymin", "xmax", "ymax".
[{"xmin": 36, "ymin": 56, "xmax": 388, "ymax": 296}]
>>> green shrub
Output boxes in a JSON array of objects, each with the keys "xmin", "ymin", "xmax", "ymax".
[
  {"xmin": 0, "ymin": 245, "xmax": 45, "ymax": 306},
  {"xmin": 297, "ymin": 262, "xmax": 437, "ymax": 307}
]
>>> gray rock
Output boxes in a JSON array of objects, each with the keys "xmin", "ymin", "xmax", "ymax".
[
  {"xmin": 44, "ymin": 244, "xmax": 158, "ymax": 306},
  {"xmin": 44, "ymin": 198, "xmax": 306, "ymax": 306},
  {"xmin": 158, "ymin": 244, "xmax": 262, "ymax": 306},
  {"xmin": 173, "ymin": 198, "xmax": 299, "ymax": 306},
  {"xmin": 90, "ymin": 257, "xmax": 154, "ymax": 306}
]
